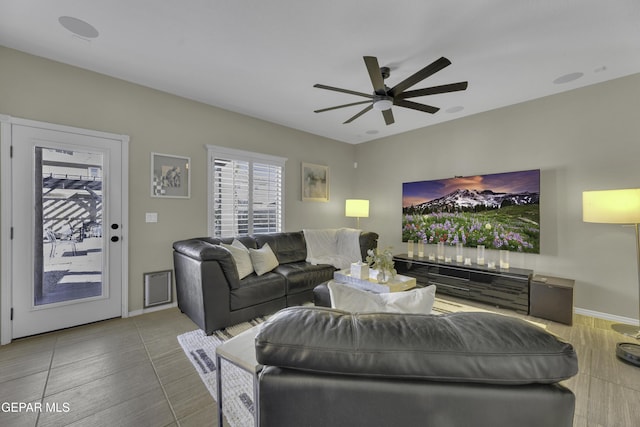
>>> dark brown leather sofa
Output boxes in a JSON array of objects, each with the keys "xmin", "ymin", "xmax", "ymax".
[
  {"xmin": 172, "ymin": 231, "xmax": 378, "ymax": 334},
  {"xmin": 256, "ymin": 306, "xmax": 578, "ymax": 427}
]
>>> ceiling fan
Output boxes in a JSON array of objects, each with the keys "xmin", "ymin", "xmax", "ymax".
[{"xmin": 313, "ymin": 56, "xmax": 468, "ymax": 125}]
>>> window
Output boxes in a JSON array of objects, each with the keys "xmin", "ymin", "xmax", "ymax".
[{"xmin": 207, "ymin": 145, "xmax": 286, "ymax": 237}]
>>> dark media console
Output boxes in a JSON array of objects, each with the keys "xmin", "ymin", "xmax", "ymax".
[{"xmin": 394, "ymin": 254, "xmax": 533, "ymax": 314}]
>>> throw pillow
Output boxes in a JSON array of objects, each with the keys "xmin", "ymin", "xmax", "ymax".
[
  {"xmin": 380, "ymin": 284, "xmax": 436, "ymax": 314},
  {"xmin": 249, "ymin": 243, "xmax": 280, "ymax": 276},
  {"xmin": 328, "ymin": 281, "xmax": 436, "ymax": 314},
  {"xmin": 221, "ymin": 240, "xmax": 254, "ymax": 279}
]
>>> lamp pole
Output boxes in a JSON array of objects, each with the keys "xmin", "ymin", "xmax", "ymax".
[{"xmin": 612, "ymin": 223, "xmax": 640, "ymax": 339}]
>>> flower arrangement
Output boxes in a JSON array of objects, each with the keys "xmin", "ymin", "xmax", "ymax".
[
  {"xmin": 402, "ymin": 212, "xmax": 538, "ymax": 252},
  {"xmin": 366, "ymin": 247, "xmax": 397, "ymax": 283}
]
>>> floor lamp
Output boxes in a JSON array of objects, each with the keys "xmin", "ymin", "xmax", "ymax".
[
  {"xmin": 345, "ymin": 199, "xmax": 369, "ymax": 229},
  {"xmin": 582, "ymin": 188, "xmax": 640, "ymax": 339}
]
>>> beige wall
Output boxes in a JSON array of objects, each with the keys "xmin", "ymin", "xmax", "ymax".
[
  {"xmin": 2, "ymin": 45, "xmax": 640, "ymax": 324},
  {"xmin": 0, "ymin": 46, "xmax": 356, "ymax": 316},
  {"xmin": 355, "ymin": 73, "xmax": 640, "ymax": 320}
]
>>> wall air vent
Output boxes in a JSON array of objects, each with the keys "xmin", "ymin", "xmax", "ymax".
[{"xmin": 144, "ymin": 270, "xmax": 172, "ymax": 308}]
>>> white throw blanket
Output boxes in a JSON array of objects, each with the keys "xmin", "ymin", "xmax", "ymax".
[{"xmin": 303, "ymin": 228, "xmax": 363, "ymax": 269}]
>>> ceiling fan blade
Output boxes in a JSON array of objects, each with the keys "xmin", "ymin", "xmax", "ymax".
[
  {"xmin": 389, "ymin": 57, "xmax": 451, "ymax": 96},
  {"xmin": 343, "ymin": 105, "xmax": 373, "ymax": 124},
  {"xmin": 313, "ymin": 84, "xmax": 373, "ymax": 99},
  {"xmin": 314, "ymin": 100, "xmax": 371, "ymax": 113},
  {"xmin": 382, "ymin": 109, "xmax": 395, "ymax": 125},
  {"xmin": 394, "ymin": 99, "xmax": 440, "ymax": 114},
  {"xmin": 397, "ymin": 81, "xmax": 468, "ymax": 99},
  {"xmin": 363, "ymin": 56, "xmax": 386, "ymax": 94}
]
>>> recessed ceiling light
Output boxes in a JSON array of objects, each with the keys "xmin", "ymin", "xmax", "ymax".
[
  {"xmin": 446, "ymin": 106, "xmax": 464, "ymax": 114},
  {"xmin": 553, "ymin": 72, "xmax": 583, "ymax": 85},
  {"xmin": 58, "ymin": 16, "xmax": 99, "ymax": 38},
  {"xmin": 365, "ymin": 130, "xmax": 379, "ymax": 135}
]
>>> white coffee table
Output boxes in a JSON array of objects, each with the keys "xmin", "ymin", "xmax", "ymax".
[{"xmin": 215, "ymin": 324, "xmax": 263, "ymax": 427}]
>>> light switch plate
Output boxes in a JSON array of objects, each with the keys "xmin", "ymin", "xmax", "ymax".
[{"xmin": 145, "ymin": 212, "xmax": 158, "ymax": 223}]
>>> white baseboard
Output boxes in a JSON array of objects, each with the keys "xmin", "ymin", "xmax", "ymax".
[
  {"xmin": 574, "ymin": 306, "xmax": 638, "ymax": 325},
  {"xmin": 128, "ymin": 301, "xmax": 177, "ymax": 317}
]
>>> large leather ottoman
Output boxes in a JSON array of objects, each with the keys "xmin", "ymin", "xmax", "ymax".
[{"xmin": 255, "ymin": 306, "xmax": 579, "ymax": 427}]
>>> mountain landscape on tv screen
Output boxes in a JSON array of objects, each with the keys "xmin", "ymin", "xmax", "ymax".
[
  {"xmin": 402, "ymin": 170, "xmax": 540, "ymax": 253},
  {"xmin": 408, "ymin": 188, "xmax": 540, "ymax": 213}
]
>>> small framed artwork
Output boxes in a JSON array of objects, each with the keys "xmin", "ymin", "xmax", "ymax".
[
  {"xmin": 302, "ymin": 162, "xmax": 329, "ymax": 202},
  {"xmin": 151, "ymin": 152, "xmax": 191, "ymax": 198}
]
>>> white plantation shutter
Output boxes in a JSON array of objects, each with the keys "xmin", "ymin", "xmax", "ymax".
[
  {"xmin": 252, "ymin": 162, "xmax": 282, "ymax": 233},
  {"xmin": 207, "ymin": 145, "xmax": 286, "ymax": 237},
  {"xmin": 213, "ymin": 158, "xmax": 249, "ymax": 237}
]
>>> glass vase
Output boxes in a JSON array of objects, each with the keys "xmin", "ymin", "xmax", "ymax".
[
  {"xmin": 377, "ymin": 270, "xmax": 390, "ymax": 284},
  {"xmin": 437, "ymin": 242, "xmax": 445, "ymax": 261},
  {"xmin": 476, "ymin": 245, "xmax": 485, "ymax": 265},
  {"xmin": 500, "ymin": 250, "xmax": 510, "ymax": 269},
  {"xmin": 456, "ymin": 243, "xmax": 464, "ymax": 263}
]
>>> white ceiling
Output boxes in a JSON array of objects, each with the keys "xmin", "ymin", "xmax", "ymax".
[{"xmin": 1, "ymin": 1, "xmax": 640, "ymax": 144}]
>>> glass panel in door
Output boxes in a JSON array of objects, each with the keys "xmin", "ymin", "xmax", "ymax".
[{"xmin": 35, "ymin": 147, "xmax": 104, "ymax": 306}]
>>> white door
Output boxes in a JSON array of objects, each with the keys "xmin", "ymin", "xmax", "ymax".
[{"xmin": 2, "ymin": 117, "xmax": 128, "ymax": 340}]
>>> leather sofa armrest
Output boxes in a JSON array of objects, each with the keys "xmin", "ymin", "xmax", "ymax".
[
  {"xmin": 255, "ymin": 306, "xmax": 578, "ymax": 385},
  {"xmin": 173, "ymin": 239, "xmax": 228, "ymax": 261},
  {"xmin": 173, "ymin": 238, "xmax": 241, "ymax": 287},
  {"xmin": 359, "ymin": 232, "xmax": 378, "ymax": 261}
]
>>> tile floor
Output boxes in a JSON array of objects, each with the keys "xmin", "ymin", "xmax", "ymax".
[
  {"xmin": 0, "ymin": 298, "xmax": 639, "ymax": 426},
  {"xmin": 0, "ymin": 308, "xmax": 220, "ymax": 427}
]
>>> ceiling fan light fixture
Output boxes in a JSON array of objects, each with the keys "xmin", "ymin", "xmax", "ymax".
[{"xmin": 373, "ymin": 96, "xmax": 393, "ymax": 111}]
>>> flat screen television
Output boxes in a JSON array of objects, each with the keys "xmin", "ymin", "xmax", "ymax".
[{"xmin": 402, "ymin": 169, "xmax": 540, "ymax": 253}]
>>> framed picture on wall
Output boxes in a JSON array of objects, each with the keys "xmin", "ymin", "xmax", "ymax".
[
  {"xmin": 151, "ymin": 152, "xmax": 191, "ymax": 198},
  {"xmin": 302, "ymin": 162, "xmax": 329, "ymax": 202}
]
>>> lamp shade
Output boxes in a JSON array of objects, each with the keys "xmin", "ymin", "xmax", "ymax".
[
  {"xmin": 583, "ymin": 189, "xmax": 640, "ymax": 224},
  {"xmin": 345, "ymin": 199, "xmax": 369, "ymax": 218}
]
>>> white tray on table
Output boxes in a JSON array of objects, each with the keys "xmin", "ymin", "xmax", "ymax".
[{"xmin": 333, "ymin": 269, "xmax": 416, "ymax": 293}]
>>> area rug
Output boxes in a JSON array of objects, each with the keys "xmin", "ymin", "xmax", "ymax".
[
  {"xmin": 177, "ymin": 317, "xmax": 266, "ymax": 427},
  {"xmin": 177, "ymin": 298, "xmax": 543, "ymax": 427}
]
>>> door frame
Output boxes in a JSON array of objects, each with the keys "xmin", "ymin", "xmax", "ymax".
[{"xmin": 0, "ymin": 115, "xmax": 129, "ymax": 345}]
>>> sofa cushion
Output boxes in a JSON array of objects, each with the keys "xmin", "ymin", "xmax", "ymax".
[
  {"xmin": 328, "ymin": 281, "xmax": 436, "ymax": 314},
  {"xmin": 254, "ymin": 232, "xmax": 307, "ymax": 264},
  {"xmin": 221, "ymin": 240, "xmax": 254, "ymax": 279},
  {"xmin": 275, "ymin": 262, "xmax": 335, "ymax": 295},
  {"xmin": 197, "ymin": 236, "xmax": 258, "ymax": 249},
  {"xmin": 230, "ymin": 272, "xmax": 286, "ymax": 310},
  {"xmin": 255, "ymin": 307, "xmax": 578, "ymax": 385},
  {"xmin": 250, "ymin": 243, "xmax": 280, "ymax": 276}
]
